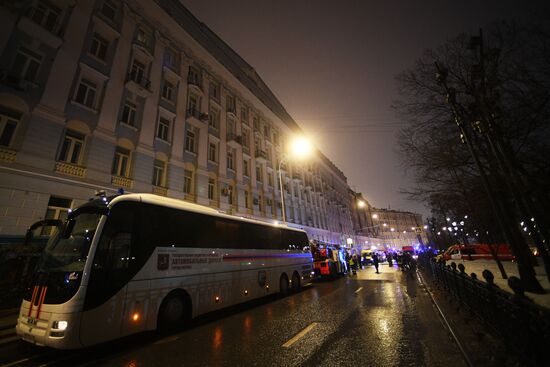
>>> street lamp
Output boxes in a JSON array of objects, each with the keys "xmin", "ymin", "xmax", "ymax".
[{"xmin": 278, "ymin": 136, "xmax": 312, "ymax": 223}]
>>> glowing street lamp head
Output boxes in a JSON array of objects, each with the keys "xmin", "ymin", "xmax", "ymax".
[
  {"xmin": 290, "ymin": 136, "xmax": 312, "ymax": 158},
  {"xmin": 372, "ymin": 213, "xmax": 378, "ymax": 219},
  {"xmin": 357, "ymin": 200, "xmax": 366, "ymax": 208}
]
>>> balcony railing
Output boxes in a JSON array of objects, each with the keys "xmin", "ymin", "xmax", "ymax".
[
  {"xmin": 0, "ymin": 147, "xmax": 17, "ymax": 163},
  {"xmin": 226, "ymin": 133, "xmax": 242, "ymax": 145},
  {"xmin": 187, "ymin": 74, "xmax": 202, "ymax": 88},
  {"xmin": 152, "ymin": 186, "xmax": 168, "ymax": 196},
  {"xmin": 127, "ymin": 73, "xmax": 151, "ymax": 90},
  {"xmin": 111, "ymin": 175, "xmax": 133, "ymax": 188},
  {"xmin": 255, "ymin": 149, "xmax": 267, "ymax": 161},
  {"xmin": 55, "ymin": 162, "xmax": 85, "ymax": 177}
]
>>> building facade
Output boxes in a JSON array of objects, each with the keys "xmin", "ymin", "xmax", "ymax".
[
  {"xmin": 0, "ymin": 0, "xmax": 358, "ymax": 244},
  {"xmin": 367, "ymin": 207, "xmax": 428, "ymax": 250}
]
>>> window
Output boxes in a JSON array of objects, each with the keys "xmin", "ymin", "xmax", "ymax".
[
  {"xmin": 266, "ymin": 146, "xmax": 272, "ymax": 164},
  {"xmin": 208, "ymin": 142, "xmax": 218, "ymax": 162},
  {"xmin": 273, "ymin": 132, "xmax": 279, "ymax": 146},
  {"xmin": 258, "ymin": 194, "xmax": 263, "ymax": 211},
  {"xmin": 99, "ymin": 0, "xmax": 117, "ymax": 20},
  {"xmin": 136, "ymin": 28, "xmax": 151, "ymax": 49},
  {"xmin": 253, "ymin": 117, "xmax": 259, "ymax": 131},
  {"xmin": 152, "ymin": 160, "xmax": 165, "ymax": 187},
  {"xmin": 240, "ymin": 107, "xmax": 248, "ymax": 124},
  {"xmin": 209, "ymin": 108, "xmax": 219, "ymax": 129},
  {"xmin": 208, "ymin": 179, "xmax": 215, "ymax": 200},
  {"xmin": 209, "ymin": 81, "xmax": 219, "ymax": 101},
  {"xmin": 29, "ymin": 0, "xmax": 61, "ymax": 34},
  {"xmin": 188, "ymin": 67, "xmax": 201, "ymax": 86},
  {"xmin": 163, "ymin": 48, "xmax": 177, "ymax": 70},
  {"xmin": 227, "ymin": 149, "xmax": 234, "ymax": 170},
  {"xmin": 268, "ymin": 172, "xmax": 273, "ymax": 187},
  {"xmin": 41, "ymin": 196, "xmax": 72, "ymax": 236},
  {"xmin": 161, "ymin": 80, "xmax": 174, "ymax": 101},
  {"xmin": 11, "ymin": 47, "xmax": 41, "ymax": 82},
  {"xmin": 228, "ymin": 186, "xmax": 234, "ymax": 205},
  {"xmin": 226, "ymin": 95, "xmax": 235, "ymax": 113},
  {"xmin": 187, "ymin": 93, "xmax": 200, "ymax": 118},
  {"xmin": 243, "ymin": 159, "xmax": 249, "ymax": 177},
  {"xmin": 121, "ymin": 101, "xmax": 137, "ymax": 126},
  {"xmin": 58, "ymin": 130, "xmax": 84, "ymax": 164},
  {"xmin": 130, "ymin": 60, "xmax": 145, "ymax": 84},
  {"xmin": 183, "ymin": 170, "xmax": 193, "ymax": 194},
  {"xmin": 74, "ymin": 78, "xmax": 97, "ymax": 108},
  {"xmin": 0, "ymin": 108, "xmax": 21, "ymax": 147},
  {"xmin": 112, "ymin": 148, "xmax": 130, "ymax": 177},
  {"xmin": 156, "ymin": 117, "xmax": 170, "ymax": 142},
  {"xmin": 89, "ymin": 33, "xmax": 108, "ymax": 61},
  {"xmin": 242, "ymin": 129, "xmax": 250, "ymax": 149},
  {"xmin": 256, "ymin": 164, "xmax": 262, "ymax": 182},
  {"xmin": 185, "ymin": 128, "xmax": 196, "ymax": 153},
  {"xmin": 264, "ymin": 124, "xmax": 270, "ymax": 140}
]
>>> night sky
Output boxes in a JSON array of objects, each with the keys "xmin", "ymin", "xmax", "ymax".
[{"xmin": 179, "ymin": 0, "xmax": 549, "ymax": 217}]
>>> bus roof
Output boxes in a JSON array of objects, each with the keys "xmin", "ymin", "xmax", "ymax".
[{"xmin": 106, "ymin": 193, "xmax": 306, "ymax": 234}]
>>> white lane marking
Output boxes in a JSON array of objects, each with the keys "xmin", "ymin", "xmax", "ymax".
[
  {"xmin": 355, "ymin": 287, "xmax": 363, "ymax": 294},
  {"xmin": 1, "ymin": 359, "xmax": 31, "ymax": 367},
  {"xmin": 282, "ymin": 322, "xmax": 318, "ymax": 348},
  {"xmin": 154, "ymin": 335, "xmax": 180, "ymax": 345}
]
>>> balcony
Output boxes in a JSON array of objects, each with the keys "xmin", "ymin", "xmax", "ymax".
[
  {"xmin": 111, "ymin": 175, "xmax": 133, "ymax": 189},
  {"xmin": 186, "ymin": 108, "xmax": 208, "ymax": 123},
  {"xmin": 0, "ymin": 71, "xmax": 39, "ymax": 92},
  {"xmin": 0, "ymin": 147, "xmax": 17, "ymax": 163},
  {"xmin": 55, "ymin": 162, "xmax": 85, "ymax": 177},
  {"xmin": 255, "ymin": 149, "xmax": 267, "ymax": 162},
  {"xmin": 152, "ymin": 186, "xmax": 168, "ymax": 196},
  {"xmin": 226, "ymin": 133, "xmax": 242, "ymax": 148},
  {"xmin": 187, "ymin": 74, "xmax": 202, "ymax": 89},
  {"xmin": 125, "ymin": 73, "xmax": 152, "ymax": 97}
]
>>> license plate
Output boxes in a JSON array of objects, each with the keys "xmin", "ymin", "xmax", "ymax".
[
  {"xmin": 27, "ymin": 317, "xmax": 38, "ymax": 326},
  {"xmin": 22, "ymin": 334, "xmax": 36, "ymax": 344}
]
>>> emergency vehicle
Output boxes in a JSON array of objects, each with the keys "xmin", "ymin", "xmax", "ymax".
[
  {"xmin": 442, "ymin": 244, "xmax": 514, "ymax": 261},
  {"xmin": 311, "ymin": 243, "xmax": 346, "ymax": 278}
]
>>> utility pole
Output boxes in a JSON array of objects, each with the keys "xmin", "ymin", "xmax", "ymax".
[{"xmin": 435, "ymin": 62, "xmax": 543, "ymax": 293}]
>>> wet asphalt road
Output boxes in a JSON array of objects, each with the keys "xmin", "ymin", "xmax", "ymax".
[{"xmin": 1, "ymin": 265, "xmax": 468, "ymax": 367}]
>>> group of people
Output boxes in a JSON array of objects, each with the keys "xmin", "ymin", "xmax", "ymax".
[{"xmin": 344, "ymin": 250, "xmax": 416, "ymax": 275}]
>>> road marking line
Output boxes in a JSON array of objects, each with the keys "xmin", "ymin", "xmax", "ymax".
[
  {"xmin": 282, "ymin": 322, "xmax": 318, "ymax": 348},
  {"xmin": 355, "ymin": 287, "xmax": 363, "ymax": 294},
  {"xmin": 154, "ymin": 335, "xmax": 180, "ymax": 345},
  {"xmin": 1, "ymin": 358, "xmax": 30, "ymax": 367}
]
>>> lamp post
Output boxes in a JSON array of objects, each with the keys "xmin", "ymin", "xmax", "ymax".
[{"xmin": 278, "ymin": 137, "xmax": 312, "ymax": 223}]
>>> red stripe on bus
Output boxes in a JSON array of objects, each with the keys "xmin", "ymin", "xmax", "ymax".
[
  {"xmin": 28, "ymin": 285, "xmax": 39, "ymax": 317},
  {"xmin": 36, "ymin": 286, "xmax": 48, "ymax": 319}
]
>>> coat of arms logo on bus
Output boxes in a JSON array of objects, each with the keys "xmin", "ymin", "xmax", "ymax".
[
  {"xmin": 258, "ymin": 270, "xmax": 266, "ymax": 287},
  {"xmin": 157, "ymin": 254, "xmax": 170, "ymax": 270}
]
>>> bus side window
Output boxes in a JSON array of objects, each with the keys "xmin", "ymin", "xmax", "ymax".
[{"xmin": 107, "ymin": 233, "xmax": 131, "ymax": 270}]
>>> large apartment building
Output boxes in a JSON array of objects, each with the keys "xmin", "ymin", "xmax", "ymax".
[{"xmin": 0, "ymin": 0, "xmax": 357, "ymax": 245}]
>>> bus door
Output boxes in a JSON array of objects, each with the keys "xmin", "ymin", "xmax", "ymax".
[{"xmin": 80, "ymin": 202, "xmax": 140, "ymax": 346}]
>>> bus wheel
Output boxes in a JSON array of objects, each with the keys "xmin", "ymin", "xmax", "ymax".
[
  {"xmin": 291, "ymin": 272, "xmax": 301, "ymax": 292},
  {"xmin": 279, "ymin": 274, "xmax": 289, "ymax": 295},
  {"xmin": 157, "ymin": 291, "xmax": 191, "ymax": 332}
]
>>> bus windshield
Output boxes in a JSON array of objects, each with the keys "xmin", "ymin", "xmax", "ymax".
[{"xmin": 37, "ymin": 212, "xmax": 102, "ymax": 273}]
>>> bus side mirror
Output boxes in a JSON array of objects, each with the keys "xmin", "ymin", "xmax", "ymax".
[{"xmin": 23, "ymin": 219, "xmax": 63, "ymax": 245}]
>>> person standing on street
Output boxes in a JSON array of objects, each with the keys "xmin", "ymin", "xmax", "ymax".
[{"xmin": 372, "ymin": 253, "xmax": 380, "ymax": 274}]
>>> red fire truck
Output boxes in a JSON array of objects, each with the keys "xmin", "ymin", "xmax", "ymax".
[{"xmin": 311, "ymin": 243, "xmax": 346, "ymax": 278}]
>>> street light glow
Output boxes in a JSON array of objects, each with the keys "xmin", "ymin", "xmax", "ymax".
[
  {"xmin": 358, "ymin": 200, "xmax": 366, "ymax": 208},
  {"xmin": 290, "ymin": 136, "xmax": 312, "ymax": 158},
  {"xmin": 372, "ymin": 213, "xmax": 378, "ymax": 219}
]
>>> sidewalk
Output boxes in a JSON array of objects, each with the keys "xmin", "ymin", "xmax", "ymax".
[{"xmin": 0, "ymin": 308, "xmax": 19, "ymax": 345}]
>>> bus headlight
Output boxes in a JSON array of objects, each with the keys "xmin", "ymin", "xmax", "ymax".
[{"xmin": 52, "ymin": 320, "xmax": 68, "ymax": 331}]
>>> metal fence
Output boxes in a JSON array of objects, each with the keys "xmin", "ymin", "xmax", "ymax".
[{"xmin": 419, "ymin": 255, "xmax": 550, "ymax": 366}]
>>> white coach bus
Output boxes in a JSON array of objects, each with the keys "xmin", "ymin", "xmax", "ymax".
[{"xmin": 16, "ymin": 193, "xmax": 313, "ymax": 349}]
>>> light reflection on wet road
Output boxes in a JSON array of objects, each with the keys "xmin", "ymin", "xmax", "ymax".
[{"xmin": 95, "ymin": 266, "xmax": 466, "ymax": 367}]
